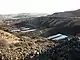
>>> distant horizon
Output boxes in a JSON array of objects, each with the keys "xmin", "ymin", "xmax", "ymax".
[
  {"xmin": 1, "ymin": 12, "xmax": 49, "ymax": 15},
  {"xmin": 1, "ymin": 9, "xmax": 79, "ymax": 15},
  {"xmin": 0, "ymin": 0, "xmax": 80, "ymax": 14}
]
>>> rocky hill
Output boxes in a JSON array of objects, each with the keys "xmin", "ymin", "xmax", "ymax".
[
  {"xmin": 51, "ymin": 9, "xmax": 80, "ymax": 17},
  {"xmin": 13, "ymin": 9, "xmax": 80, "ymax": 37},
  {"xmin": 0, "ymin": 9, "xmax": 80, "ymax": 60}
]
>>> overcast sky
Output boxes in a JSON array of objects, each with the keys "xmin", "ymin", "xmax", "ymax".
[{"xmin": 0, "ymin": 0, "xmax": 80, "ymax": 14}]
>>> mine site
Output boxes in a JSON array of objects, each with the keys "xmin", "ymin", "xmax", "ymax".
[
  {"xmin": 0, "ymin": 9, "xmax": 80, "ymax": 60},
  {"xmin": 0, "ymin": 0, "xmax": 80, "ymax": 60}
]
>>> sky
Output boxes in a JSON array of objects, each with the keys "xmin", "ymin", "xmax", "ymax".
[{"xmin": 0, "ymin": 0, "xmax": 80, "ymax": 14}]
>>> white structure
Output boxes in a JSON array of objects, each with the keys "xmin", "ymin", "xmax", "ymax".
[
  {"xmin": 52, "ymin": 35, "xmax": 68, "ymax": 40},
  {"xmin": 47, "ymin": 34, "xmax": 62, "ymax": 40},
  {"xmin": 47, "ymin": 34, "xmax": 68, "ymax": 40},
  {"xmin": 20, "ymin": 27, "xmax": 30, "ymax": 31},
  {"xmin": 21, "ymin": 29, "xmax": 36, "ymax": 33}
]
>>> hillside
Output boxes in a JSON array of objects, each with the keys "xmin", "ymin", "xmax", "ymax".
[
  {"xmin": 0, "ymin": 9, "xmax": 80, "ymax": 60},
  {"xmin": 0, "ymin": 30, "xmax": 20, "ymax": 44},
  {"xmin": 13, "ymin": 9, "xmax": 80, "ymax": 37},
  {"xmin": 0, "ymin": 28, "xmax": 55, "ymax": 60}
]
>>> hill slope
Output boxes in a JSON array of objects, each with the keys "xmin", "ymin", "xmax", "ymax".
[
  {"xmin": 13, "ymin": 9, "xmax": 80, "ymax": 37},
  {"xmin": 0, "ymin": 30, "xmax": 20, "ymax": 45}
]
